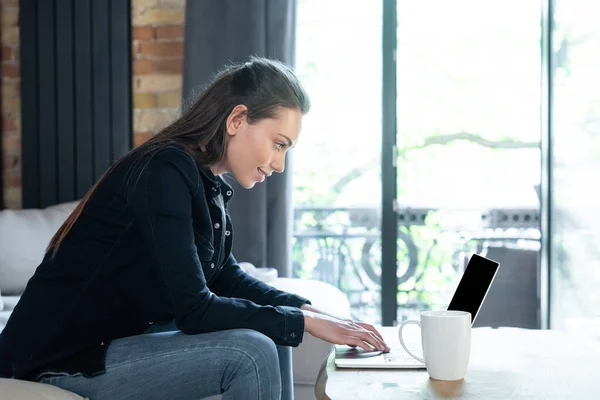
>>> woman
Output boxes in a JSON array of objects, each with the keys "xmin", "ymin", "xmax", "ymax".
[{"xmin": 0, "ymin": 57, "xmax": 389, "ymax": 400}]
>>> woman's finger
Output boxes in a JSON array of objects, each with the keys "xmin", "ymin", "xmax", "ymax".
[
  {"xmin": 362, "ymin": 329, "xmax": 387, "ymax": 351},
  {"xmin": 358, "ymin": 323, "xmax": 389, "ymax": 350},
  {"xmin": 347, "ymin": 325, "xmax": 385, "ymax": 351},
  {"xmin": 347, "ymin": 321, "xmax": 386, "ymax": 350},
  {"xmin": 344, "ymin": 336, "xmax": 376, "ymax": 352},
  {"xmin": 340, "ymin": 320, "xmax": 384, "ymax": 351},
  {"xmin": 363, "ymin": 323, "xmax": 385, "ymax": 342}
]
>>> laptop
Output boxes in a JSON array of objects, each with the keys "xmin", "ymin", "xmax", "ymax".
[{"xmin": 335, "ymin": 253, "xmax": 500, "ymax": 369}]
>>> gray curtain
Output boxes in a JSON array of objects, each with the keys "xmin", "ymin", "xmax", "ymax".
[{"xmin": 182, "ymin": 0, "xmax": 298, "ymax": 277}]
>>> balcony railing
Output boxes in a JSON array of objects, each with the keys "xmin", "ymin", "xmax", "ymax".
[{"xmin": 292, "ymin": 205, "xmax": 541, "ymax": 324}]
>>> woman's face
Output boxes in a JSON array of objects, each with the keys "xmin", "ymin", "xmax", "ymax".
[{"xmin": 216, "ymin": 105, "xmax": 302, "ymax": 189}]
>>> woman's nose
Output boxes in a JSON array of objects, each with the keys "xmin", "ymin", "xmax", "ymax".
[{"xmin": 271, "ymin": 155, "xmax": 286, "ymax": 174}]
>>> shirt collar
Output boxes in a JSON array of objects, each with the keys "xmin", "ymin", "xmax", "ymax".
[{"xmin": 199, "ymin": 166, "xmax": 234, "ymax": 203}]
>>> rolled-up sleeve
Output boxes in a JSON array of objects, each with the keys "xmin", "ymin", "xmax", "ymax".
[{"xmin": 127, "ymin": 148, "xmax": 306, "ymax": 346}]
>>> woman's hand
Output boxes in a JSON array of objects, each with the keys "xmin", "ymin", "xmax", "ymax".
[
  {"xmin": 302, "ymin": 310, "xmax": 390, "ymax": 352},
  {"xmin": 347, "ymin": 321, "xmax": 389, "ymax": 351}
]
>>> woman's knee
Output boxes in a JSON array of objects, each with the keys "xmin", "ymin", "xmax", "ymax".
[
  {"xmin": 233, "ymin": 329, "xmax": 279, "ymax": 367},
  {"xmin": 222, "ymin": 329, "xmax": 281, "ymax": 397}
]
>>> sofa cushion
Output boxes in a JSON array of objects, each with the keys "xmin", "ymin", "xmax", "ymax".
[
  {"xmin": 0, "ymin": 378, "xmax": 86, "ymax": 400},
  {"xmin": 0, "ymin": 202, "xmax": 78, "ymax": 295}
]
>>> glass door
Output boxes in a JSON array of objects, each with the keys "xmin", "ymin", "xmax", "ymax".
[{"xmin": 394, "ymin": 0, "xmax": 542, "ymax": 326}]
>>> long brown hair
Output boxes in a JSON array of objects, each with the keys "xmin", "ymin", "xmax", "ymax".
[{"xmin": 47, "ymin": 56, "xmax": 310, "ymax": 257}]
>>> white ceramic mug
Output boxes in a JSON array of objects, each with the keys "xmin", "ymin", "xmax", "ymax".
[{"xmin": 398, "ymin": 310, "xmax": 471, "ymax": 381}]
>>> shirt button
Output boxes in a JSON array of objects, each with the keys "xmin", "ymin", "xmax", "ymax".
[
  {"xmin": 210, "ymin": 263, "xmax": 215, "ymax": 269},
  {"xmin": 148, "ymin": 321, "xmax": 154, "ymax": 325},
  {"xmin": 214, "ymin": 223, "xmax": 220, "ymax": 229},
  {"xmin": 100, "ymin": 342, "xmax": 105, "ymax": 346},
  {"xmin": 225, "ymin": 230, "xmax": 231, "ymax": 236},
  {"xmin": 290, "ymin": 333, "xmax": 296, "ymax": 339},
  {"xmin": 226, "ymin": 190, "xmax": 233, "ymax": 196},
  {"xmin": 212, "ymin": 187, "xmax": 218, "ymax": 192}
]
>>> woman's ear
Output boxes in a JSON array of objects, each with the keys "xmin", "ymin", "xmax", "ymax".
[{"xmin": 226, "ymin": 104, "xmax": 248, "ymax": 136}]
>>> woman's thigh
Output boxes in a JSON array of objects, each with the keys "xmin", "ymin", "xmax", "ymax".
[
  {"xmin": 38, "ymin": 328, "xmax": 282, "ymax": 400},
  {"xmin": 146, "ymin": 320, "xmax": 293, "ymax": 399}
]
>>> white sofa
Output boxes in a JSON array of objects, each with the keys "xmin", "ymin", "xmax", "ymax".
[{"xmin": 0, "ymin": 202, "xmax": 351, "ymax": 400}]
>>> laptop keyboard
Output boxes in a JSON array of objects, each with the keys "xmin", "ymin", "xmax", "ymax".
[
  {"xmin": 383, "ymin": 341, "xmax": 425, "ymax": 366},
  {"xmin": 383, "ymin": 350, "xmax": 424, "ymax": 365}
]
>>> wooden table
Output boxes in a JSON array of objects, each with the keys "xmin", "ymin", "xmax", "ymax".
[{"xmin": 315, "ymin": 326, "xmax": 600, "ymax": 399}]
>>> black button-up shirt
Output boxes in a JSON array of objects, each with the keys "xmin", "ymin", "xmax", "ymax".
[{"xmin": 0, "ymin": 145, "xmax": 310, "ymax": 380}]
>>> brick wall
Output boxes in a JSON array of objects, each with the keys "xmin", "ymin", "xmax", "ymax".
[
  {"xmin": 1, "ymin": 0, "xmax": 20, "ymax": 209},
  {"xmin": 0, "ymin": 0, "xmax": 185, "ymax": 209},
  {"xmin": 132, "ymin": 0, "xmax": 185, "ymax": 147}
]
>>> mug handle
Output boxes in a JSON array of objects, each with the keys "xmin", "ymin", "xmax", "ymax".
[{"xmin": 398, "ymin": 320, "xmax": 425, "ymax": 363}]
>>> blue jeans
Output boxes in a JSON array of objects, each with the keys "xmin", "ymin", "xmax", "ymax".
[{"xmin": 37, "ymin": 321, "xmax": 293, "ymax": 400}]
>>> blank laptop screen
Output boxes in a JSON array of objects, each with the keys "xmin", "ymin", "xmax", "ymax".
[{"xmin": 447, "ymin": 254, "xmax": 500, "ymax": 324}]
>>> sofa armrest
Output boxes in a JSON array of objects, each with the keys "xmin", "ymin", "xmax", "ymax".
[
  {"xmin": 270, "ymin": 278, "xmax": 351, "ymax": 386},
  {"xmin": 269, "ymin": 278, "xmax": 351, "ymax": 320}
]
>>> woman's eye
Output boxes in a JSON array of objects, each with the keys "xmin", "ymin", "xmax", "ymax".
[{"xmin": 275, "ymin": 142, "xmax": 286, "ymax": 151}]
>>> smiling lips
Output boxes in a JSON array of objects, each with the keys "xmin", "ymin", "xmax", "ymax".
[{"xmin": 257, "ymin": 168, "xmax": 268, "ymax": 182}]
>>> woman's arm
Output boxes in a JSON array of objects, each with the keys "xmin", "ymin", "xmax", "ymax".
[
  {"xmin": 210, "ymin": 244, "xmax": 389, "ymax": 351},
  {"xmin": 211, "ymin": 260, "xmax": 389, "ymax": 351}
]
